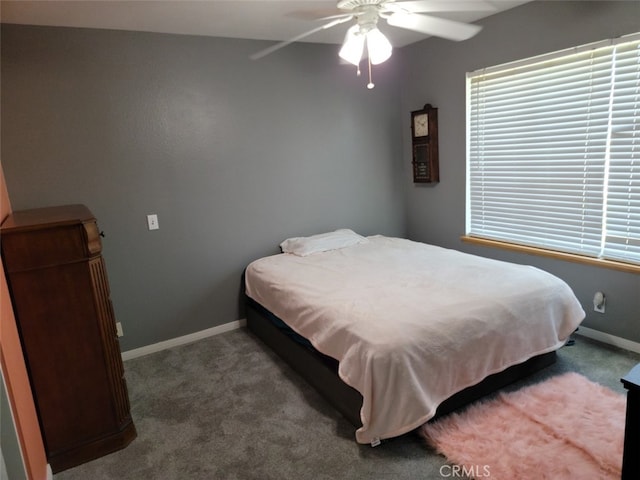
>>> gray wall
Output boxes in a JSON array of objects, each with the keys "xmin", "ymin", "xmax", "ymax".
[
  {"xmin": 2, "ymin": 1, "xmax": 640, "ymax": 351},
  {"xmin": 400, "ymin": 1, "xmax": 640, "ymax": 342},
  {"xmin": 1, "ymin": 25, "xmax": 406, "ymax": 350}
]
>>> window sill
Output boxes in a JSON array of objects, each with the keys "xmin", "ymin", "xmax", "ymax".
[{"xmin": 460, "ymin": 236, "xmax": 640, "ymax": 275}]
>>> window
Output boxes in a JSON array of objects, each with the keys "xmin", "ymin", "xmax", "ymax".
[{"xmin": 466, "ymin": 33, "xmax": 640, "ymax": 266}]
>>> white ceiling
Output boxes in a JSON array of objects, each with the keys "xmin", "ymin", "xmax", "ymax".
[{"xmin": 0, "ymin": 0, "xmax": 530, "ymax": 49}]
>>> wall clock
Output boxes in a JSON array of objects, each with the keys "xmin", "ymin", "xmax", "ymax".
[{"xmin": 410, "ymin": 104, "xmax": 439, "ymax": 183}]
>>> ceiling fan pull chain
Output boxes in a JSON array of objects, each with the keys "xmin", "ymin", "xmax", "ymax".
[{"xmin": 367, "ymin": 56, "xmax": 375, "ymax": 89}]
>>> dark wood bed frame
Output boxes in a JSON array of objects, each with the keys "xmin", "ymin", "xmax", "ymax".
[{"xmin": 246, "ymin": 297, "xmax": 557, "ymax": 434}]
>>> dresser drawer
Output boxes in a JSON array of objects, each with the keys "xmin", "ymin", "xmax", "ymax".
[{"xmin": 1, "ymin": 205, "xmax": 102, "ymax": 272}]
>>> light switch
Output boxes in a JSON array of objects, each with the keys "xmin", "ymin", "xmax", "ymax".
[{"xmin": 147, "ymin": 214, "xmax": 159, "ymax": 230}]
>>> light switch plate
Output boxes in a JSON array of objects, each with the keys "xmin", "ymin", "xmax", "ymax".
[{"xmin": 147, "ymin": 214, "xmax": 159, "ymax": 230}]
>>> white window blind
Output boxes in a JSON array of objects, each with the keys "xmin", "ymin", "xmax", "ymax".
[
  {"xmin": 603, "ymin": 39, "xmax": 640, "ymax": 263},
  {"xmin": 467, "ymin": 33, "xmax": 640, "ymax": 266}
]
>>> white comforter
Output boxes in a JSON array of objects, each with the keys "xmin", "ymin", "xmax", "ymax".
[{"xmin": 245, "ymin": 236, "xmax": 585, "ymax": 444}]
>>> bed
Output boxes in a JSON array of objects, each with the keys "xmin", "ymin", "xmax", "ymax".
[{"xmin": 244, "ymin": 230, "xmax": 585, "ymax": 445}]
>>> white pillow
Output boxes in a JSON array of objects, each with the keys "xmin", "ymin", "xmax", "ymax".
[{"xmin": 280, "ymin": 229, "xmax": 368, "ymax": 256}]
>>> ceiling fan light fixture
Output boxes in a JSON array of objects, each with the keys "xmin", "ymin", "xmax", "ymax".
[
  {"xmin": 339, "ymin": 25, "xmax": 365, "ymax": 65},
  {"xmin": 366, "ymin": 28, "xmax": 392, "ymax": 65}
]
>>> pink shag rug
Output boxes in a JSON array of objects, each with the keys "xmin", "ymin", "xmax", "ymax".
[{"xmin": 420, "ymin": 372, "xmax": 625, "ymax": 479}]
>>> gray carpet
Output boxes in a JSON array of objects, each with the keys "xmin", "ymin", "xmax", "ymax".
[{"xmin": 55, "ymin": 329, "xmax": 639, "ymax": 480}]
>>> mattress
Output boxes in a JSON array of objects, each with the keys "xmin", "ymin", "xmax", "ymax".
[{"xmin": 245, "ymin": 235, "xmax": 585, "ymax": 444}]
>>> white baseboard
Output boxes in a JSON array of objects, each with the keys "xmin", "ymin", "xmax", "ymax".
[
  {"xmin": 120, "ymin": 321, "xmax": 640, "ymax": 362},
  {"xmin": 46, "ymin": 464, "xmax": 53, "ymax": 480},
  {"xmin": 576, "ymin": 326, "xmax": 640, "ymax": 355},
  {"xmin": 121, "ymin": 319, "xmax": 246, "ymax": 361}
]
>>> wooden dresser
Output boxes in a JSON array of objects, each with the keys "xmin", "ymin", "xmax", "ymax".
[{"xmin": 0, "ymin": 204, "xmax": 136, "ymax": 472}]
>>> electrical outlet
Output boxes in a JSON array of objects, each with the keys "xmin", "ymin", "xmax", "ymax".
[
  {"xmin": 147, "ymin": 214, "xmax": 159, "ymax": 230},
  {"xmin": 116, "ymin": 322, "xmax": 124, "ymax": 337},
  {"xmin": 593, "ymin": 291, "xmax": 606, "ymax": 314}
]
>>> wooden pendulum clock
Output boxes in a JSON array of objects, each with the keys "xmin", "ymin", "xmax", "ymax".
[{"xmin": 410, "ymin": 104, "xmax": 439, "ymax": 183}]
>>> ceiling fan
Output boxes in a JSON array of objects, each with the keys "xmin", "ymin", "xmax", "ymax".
[{"xmin": 250, "ymin": 0, "xmax": 493, "ymax": 87}]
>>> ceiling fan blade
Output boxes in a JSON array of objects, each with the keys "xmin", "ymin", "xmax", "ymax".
[
  {"xmin": 387, "ymin": 12, "xmax": 482, "ymax": 41},
  {"xmin": 287, "ymin": 9, "xmax": 348, "ymax": 21},
  {"xmin": 391, "ymin": 1, "xmax": 495, "ymax": 13},
  {"xmin": 250, "ymin": 16, "xmax": 353, "ymax": 60}
]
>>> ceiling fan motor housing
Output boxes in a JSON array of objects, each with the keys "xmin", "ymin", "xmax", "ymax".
[
  {"xmin": 337, "ymin": 0, "xmax": 388, "ymax": 11},
  {"xmin": 338, "ymin": 0, "xmax": 388, "ymax": 34}
]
